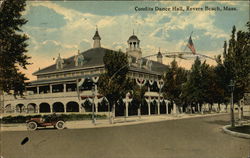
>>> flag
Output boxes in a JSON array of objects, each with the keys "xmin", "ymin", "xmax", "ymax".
[{"xmin": 187, "ymin": 36, "xmax": 196, "ymax": 54}]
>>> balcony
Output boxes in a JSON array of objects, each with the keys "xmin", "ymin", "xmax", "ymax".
[{"xmin": 4, "ymin": 91, "xmax": 94, "ymax": 102}]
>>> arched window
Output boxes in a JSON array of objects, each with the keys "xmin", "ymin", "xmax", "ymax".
[
  {"xmin": 27, "ymin": 103, "xmax": 37, "ymax": 113},
  {"xmin": 39, "ymin": 103, "xmax": 51, "ymax": 113},
  {"xmin": 16, "ymin": 104, "xmax": 25, "ymax": 113},
  {"xmin": 5, "ymin": 104, "xmax": 12, "ymax": 113},
  {"xmin": 66, "ymin": 101, "xmax": 79, "ymax": 112},
  {"xmin": 53, "ymin": 102, "xmax": 65, "ymax": 112}
]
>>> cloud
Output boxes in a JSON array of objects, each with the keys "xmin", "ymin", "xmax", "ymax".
[
  {"xmin": 78, "ymin": 40, "xmax": 92, "ymax": 51},
  {"xmin": 24, "ymin": 6, "xmax": 67, "ymax": 29},
  {"xmin": 21, "ymin": 1, "xmax": 247, "ymax": 81}
]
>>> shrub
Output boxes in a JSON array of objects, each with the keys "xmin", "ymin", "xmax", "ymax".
[{"xmin": 0, "ymin": 114, "xmax": 107, "ymax": 124}]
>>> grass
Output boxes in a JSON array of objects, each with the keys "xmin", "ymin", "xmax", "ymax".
[{"xmin": 228, "ymin": 125, "xmax": 250, "ymax": 135}]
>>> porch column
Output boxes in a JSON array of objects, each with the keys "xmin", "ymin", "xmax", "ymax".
[
  {"xmin": 123, "ymin": 97, "xmax": 128, "ymax": 118},
  {"xmin": 37, "ymin": 86, "xmax": 39, "ymax": 94},
  {"xmin": 157, "ymin": 97, "xmax": 160, "ymax": 115},
  {"xmin": 125, "ymin": 102, "xmax": 129, "ymax": 118},
  {"xmin": 37, "ymin": 105, "xmax": 40, "ymax": 114},
  {"xmin": 50, "ymin": 104, "xmax": 53, "ymax": 113},
  {"xmin": 94, "ymin": 84, "xmax": 98, "ymax": 113},
  {"xmin": 94, "ymin": 96, "xmax": 98, "ymax": 113},
  {"xmin": 172, "ymin": 102, "xmax": 177, "ymax": 114},
  {"xmin": 50, "ymin": 84, "xmax": 52, "ymax": 93},
  {"xmin": 165, "ymin": 100, "xmax": 169, "ymax": 114},
  {"xmin": 148, "ymin": 97, "xmax": 151, "ymax": 116},
  {"xmin": 64, "ymin": 104, "xmax": 67, "ymax": 113},
  {"xmin": 63, "ymin": 83, "xmax": 66, "ymax": 92}
]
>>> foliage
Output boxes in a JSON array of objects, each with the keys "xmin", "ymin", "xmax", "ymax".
[
  {"xmin": 0, "ymin": 114, "xmax": 107, "ymax": 124},
  {"xmin": 0, "ymin": 0, "xmax": 30, "ymax": 95},
  {"xmin": 163, "ymin": 59, "xmax": 188, "ymax": 106},
  {"xmin": 98, "ymin": 50, "xmax": 132, "ymax": 107},
  {"xmin": 182, "ymin": 57, "xmax": 203, "ymax": 106},
  {"xmin": 218, "ymin": 22, "xmax": 250, "ymax": 103},
  {"xmin": 130, "ymin": 79, "xmax": 147, "ymax": 108}
]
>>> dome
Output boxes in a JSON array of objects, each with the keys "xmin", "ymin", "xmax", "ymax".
[
  {"xmin": 128, "ymin": 35, "xmax": 139, "ymax": 41},
  {"xmin": 157, "ymin": 51, "xmax": 163, "ymax": 58}
]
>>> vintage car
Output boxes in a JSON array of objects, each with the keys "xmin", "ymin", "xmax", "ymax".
[{"xmin": 26, "ymin": 114, "xmax": 65, "ymax": 130}]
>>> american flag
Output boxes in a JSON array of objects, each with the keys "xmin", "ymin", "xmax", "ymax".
[{"xmin": 187, "ymin": 36, "xmax": 196, "ymax": 54}]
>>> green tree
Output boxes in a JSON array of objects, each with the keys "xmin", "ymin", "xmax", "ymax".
[
  {"xmin": 98, "ymin": 50, "xmax": 131, "ymax": 123},
  {"xmin": 217, "ymin": 22, "xmax": 250, "ymax": 118},
  {"xmin": 214, "ymin": 44, "xmax": 230, "ymax": 111},
  {"xmin": 182, "ymin": 57, "xmax": 203, "ymax": 112},
  {"xmin": 223, "ymin": 24, "xmax": 250, "ymax": 102},
  {"xmin": 163, "ymin": 59, "xmax": 187, "ymax": 112},
  {"xmin": 200, "ymin": 62, "xmax": 221, "ymax": 112},
  {"xmin": 0, "ymin": 0, "xmax": 30, "ymax": 96}
]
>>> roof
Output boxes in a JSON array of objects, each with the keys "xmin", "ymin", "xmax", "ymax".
[
  {"xmin": 128, "ymin": 35, "xmax": 139, "ymax": 41},
  {"xmin": 157, "ymin": 51, "xmax": 163, "ymax": 58},
  {"xmin": 93, "ymin": 30, "xmax": 101, "ymax": 40},
  {"xmin": 33, "ymin": 47, "xmax": 109, "ymax": 75},
  {"xmin": 33, "ymin": 47, "xmax": 169, "ymax": 77}
]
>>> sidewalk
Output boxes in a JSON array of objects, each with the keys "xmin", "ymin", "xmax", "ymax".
[{"xmin": 1, "ymin": 113, "xmax": 227, "ymax": 132}]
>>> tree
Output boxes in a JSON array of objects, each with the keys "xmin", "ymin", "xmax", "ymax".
[
  {"xmin": 182, "ymin": 57, "xmax": 204, "ymax": 112},
  {"xmin": 0, "ymin": 0, "xmax": 30, "ymax": 96},
  {"xmin": 162, "ymin": 59, "xmax": 187, "ymax": 112},
  {"xmin": 223, "ymin": 24, "xmax": 250, "ymax": 103},
  {"xmin": 218, "ymin": 22, "xmax": 250, "ymax": 118},
  {"xmin": 98, "ymin": 50, "xmax": 132, "ymax": 123},
  {"xmin": 131, "ymin": 80, "xmax": 147, "ymax": 118}
]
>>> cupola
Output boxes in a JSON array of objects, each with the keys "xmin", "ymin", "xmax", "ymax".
[
  {"xmin": 157, "ymin": 48, "xmax": 163, "ymax": 64},
  {"xmin": 126, "ymin": 30, "xmax": 142, "ymax": 59},
  {"xmin": 92, "ymin": 26, "xmax": 101, "ymax": 48}
]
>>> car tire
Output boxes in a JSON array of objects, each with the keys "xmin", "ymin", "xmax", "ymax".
[
  {"xmin": 27, "ymin": 121, "xmax": 37, "ymax": 130},
  {"xmin": 55, "ymin": 121, "xmax": 65, "ymax": 130}
]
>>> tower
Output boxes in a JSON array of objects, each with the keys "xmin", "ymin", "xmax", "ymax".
[
  {"xmin": 92, "ymin": 27, "xmax": 101, "ymax": 48},
  {"xmin": 157, "ymin": 48, "xmax": 163, "ymax": 64},
  {"xmin": 126, "ymin": 31, "xmax": 142, "ymax": 59}
]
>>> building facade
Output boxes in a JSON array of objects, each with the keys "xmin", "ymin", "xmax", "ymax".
[{"xmin": 2, "ymin": 29, "xmax": 172, "ymax": 117}]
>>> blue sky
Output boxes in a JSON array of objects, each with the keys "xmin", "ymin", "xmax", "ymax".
[{"xmin": 21, "ymin": 1, "xmax": 249, "ymax": 80}]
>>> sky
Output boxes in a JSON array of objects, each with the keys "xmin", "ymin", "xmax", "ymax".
[{"xmin": 20, "ymin": 1, "xmax": 249, "ymax": 81}]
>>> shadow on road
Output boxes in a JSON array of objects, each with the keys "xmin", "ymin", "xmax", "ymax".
[
  {"xmin": 36, "ymin": 127, "xmax": 57, "ymax": 131},
  {"xmin": 206, "ymin": 120, "xmax": 230, "ymax": 125}
]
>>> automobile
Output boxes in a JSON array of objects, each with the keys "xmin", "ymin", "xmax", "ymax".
[{"xmin": 26, "ymin": 114, "xmax": 65, "ymax": 130}]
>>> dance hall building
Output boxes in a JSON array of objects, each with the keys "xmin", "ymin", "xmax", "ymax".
[{"xmin": 3, "ymin": 29, "xmax": 172, "ymax": 117}]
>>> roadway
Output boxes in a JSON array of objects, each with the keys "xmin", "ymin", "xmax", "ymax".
[{"xmin": 1, "ymin": 114, "xmax": 249, "ymax": 158}]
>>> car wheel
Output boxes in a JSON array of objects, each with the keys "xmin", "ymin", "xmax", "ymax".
[
  {"xmin": 27, "ymin": 121, "xmax": 37, "ymax": 130},
  {"xmin": 55, "ymin": 121, "xmax": 65, "ymax": 130}
]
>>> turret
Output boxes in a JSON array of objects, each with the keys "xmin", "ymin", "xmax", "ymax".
[
  {"xmin": 157, "ymin": 48, "xmax": 163, "ymax": 64},
  {"xmin": 92, "ymin": 27, "xmax": 101, "ymax": 48}
]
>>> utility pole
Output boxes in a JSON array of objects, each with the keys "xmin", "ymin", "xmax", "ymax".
[
  {"xmin": 91, "ymin": 86, "xmax": 96, "ymax": 125},
  {"xmin": 229, "ymin": 79, "xmax": 235, "ymax": 127}
]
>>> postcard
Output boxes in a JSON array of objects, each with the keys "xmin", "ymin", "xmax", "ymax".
[{"xmin": 1, "ymin": 0, "xmax": 249, "ymax": 158}]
